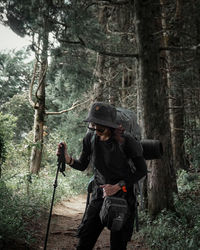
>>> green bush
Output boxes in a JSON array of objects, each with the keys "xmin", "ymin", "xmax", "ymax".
[
  {"xmin": 177, "ymin": 169, "xmax": 199, "ymax": 192},
  {"xmin": 0, "ymin": 129, "xmax": 6, "ymax": 164},
  {"xmin": 0, "ymin": 106, "xmax": 91, "ymax": 247},
  {"xmin": 0, "ymin": 166, "xmax": 90, "ymax": 246},
  {"xmin": 136, "ymin": 170, "xmax": 200, "ymax": 250},
  {"xmin": 185, "ymin": 137, "xmax": 200, "ymax": 170},
  {"xmin": 0, "ymin": 180, "xmax": 31, "ymax": 244},
  {"xmin": 0, "ymin": 112, "xmax": 17, "ymax": 172},
  {"xmin": 0, "ymin": 130, "xmax": 91, "ymax": 247},
  {"xmin": 1, "ymin": 93, "xmax": 34, "ymax": 142}
]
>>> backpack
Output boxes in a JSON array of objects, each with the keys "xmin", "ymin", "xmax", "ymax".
[{"xmin": 116, "ymin": 107, "xmax": 142, "ymax": 140}]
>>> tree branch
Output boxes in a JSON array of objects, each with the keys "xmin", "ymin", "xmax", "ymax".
[
  {"xmin": 91, "ymin": 0, "xmax": 129, "ymax": 5},
  {"xmin": 45, "ymin": 99, "xmax": 91, "ymax": 115},
  {"xmin": 55, "ymin": 38, "xmax": 200, "ymax": 58},
  {"xmin": 58, "ymin": 37, "xmax": 138, "ymax": 58},
  {"xmin": 57, "ymin": 38, "xmax": 84, "ymax": 46},
  {"xmin": 99, "ymin": 51, "xmax": 138, "ymax": 58},
  {"xmin": 106, "ymin": 23, "xmax": 135, "ymax": 36}
]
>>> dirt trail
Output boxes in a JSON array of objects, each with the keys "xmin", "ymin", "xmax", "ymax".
[{"xmin": 34, "ymin": 194, "xmax": 147, "ymax": 250}]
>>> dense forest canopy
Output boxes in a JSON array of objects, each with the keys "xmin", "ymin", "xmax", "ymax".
[{"xmin": 0, "ymin": 0, "xmax": 200, "ymax": 249}]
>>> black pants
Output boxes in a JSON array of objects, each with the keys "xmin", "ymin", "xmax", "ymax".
[{"xmin": 76, "ymin": 199, "xmax": 134, "ymax": 250}]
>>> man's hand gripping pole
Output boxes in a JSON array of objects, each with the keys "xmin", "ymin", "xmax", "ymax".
[{"xmin": 57, "ymin": 142, "xmax": 66, "ymax": 177}]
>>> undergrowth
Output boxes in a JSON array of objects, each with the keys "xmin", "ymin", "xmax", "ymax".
[
  {"xmin": 0, "ymin": 119, "xmax": 91, "ymax": 248},
  {"xmin": 135, "ymin": 170, "xmax": 200, "ymax": 250},
  {"xmin": 0, "ymin": 161, "xmax": 91, "ymax": 248}
]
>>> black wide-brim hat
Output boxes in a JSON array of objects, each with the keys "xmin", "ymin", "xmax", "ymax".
[{"xmin": 84, "ymin": 102, "xmax": 118, "ymax": 128}]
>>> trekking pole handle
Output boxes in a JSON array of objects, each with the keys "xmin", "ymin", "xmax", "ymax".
[{"xmin": 57, "ymin": 142, "xmax": 66, "ymax": 176}]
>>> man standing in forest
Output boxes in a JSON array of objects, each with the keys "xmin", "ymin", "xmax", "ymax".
[{"xmin": 58, "ymin": 102, "xmax": 147, "ymax": 250}]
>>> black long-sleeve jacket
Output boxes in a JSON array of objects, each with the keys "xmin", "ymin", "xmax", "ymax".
[{"xmin": 70, "ymin": 131, "xmax": 147, "ymax": 199}]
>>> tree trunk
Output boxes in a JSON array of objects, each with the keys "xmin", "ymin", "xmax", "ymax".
[
  {"xmin": 160, "ymin": 0, "xmax": 187, "ymax": 171},
  {"xmin": 92, "ymin": 6, "xmax": 107, "ymax": 102},
  {"xmin": 30, "ymin": 11, "xmax": 49, "ymax": 174},
  {"xmin": 170, "ymin": 0, "xmax": 188, "ymax": 170},
  {"xmin": 134, "ymin": 0, "xmax": 177, "ymax": 216},
  {"xmin": 93, "ymin": 53, "xmax": 106, "ymax": 102}
]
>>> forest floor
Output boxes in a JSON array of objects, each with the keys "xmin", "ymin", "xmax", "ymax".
[{"xmin": 31, "ymin": 194, "xmax": 149, "ymax": 250}]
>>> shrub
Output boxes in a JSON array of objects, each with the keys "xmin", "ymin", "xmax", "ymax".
[
  {"xmin": 135, "ymin": 170, "xmax": 200, "ymax": 250},
  {"xmin": 0, "ymin": 112, "xmax": 17, "ymax": 174},
  {"xmin": 0, "ymin": 180, "xmax": 31, "ymax": 245}
]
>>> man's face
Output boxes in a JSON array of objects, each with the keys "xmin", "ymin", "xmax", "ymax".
[{"xmin": 88, "ymin": 123, "xmax": 110, "ymax": 137}]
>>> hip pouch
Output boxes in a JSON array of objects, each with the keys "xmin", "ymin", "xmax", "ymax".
[{"xmin": 99, "ymin": 195, "xmax": 129, "ymax": 231}]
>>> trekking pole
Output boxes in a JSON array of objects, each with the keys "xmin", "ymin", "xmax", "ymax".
[
  {"xmin": 135, "ymin": 198, "xmax": 139, "ymax": 232},
  {"xmin": 133, "ymin": 183, "xmax": 139, "ymax": 232},
  {"xmin": 44, "ymin": 143, "xmax": 66, "ymax": 250}
]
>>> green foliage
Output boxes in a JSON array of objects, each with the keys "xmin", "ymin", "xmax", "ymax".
[
  {"xmin": 0, "ymin": 112, "xmax": 16, "ymax": 164},
  {"xmin": 185, "ymin": 136, "xmax": 200, "ymax": 170},
  {"xmin": 56, "ymin": 110, "xmax": 88, "ymax": 156},
  {"xmin": 45, "ymin": 107, "xmax": 88, "ymax": 157},
  {"xmin": 0, "ymin": 50, "xmax": 32, "ymax": 105},
  {"xmin": 46, "ymin": 47, "xmax": 94, "ymax": 120},
  {"xmin": 0, "ymin": 180, "xmax": 32, "ymax": 244},
  {"xmin": 0, "ymin": 0, "xmax": 54, "ymax": 37},
  {"xmin": 136, "ymin": 170, "xmax": 200, "ymax": 250},
  {"xmin": 0, "ymin": 129, "xmax": 91, "ymax": 246},
  {"xmin": 0, "ymin": 133, "xmax": 6, "ymax": 164},
  {"xmin": 177, "ymin": 169, "xmax": 199, "ymax": 192},
  {"xmin": 0, "ymin": 113, "xmax": 16, "ymax": 140},
  {"xmin": 0, "ymin": 129, "xmax": 6, "ymax": 164},
  {"xmin": 1, "ymin": 92, "xmax": 34, "ymax": 141}
]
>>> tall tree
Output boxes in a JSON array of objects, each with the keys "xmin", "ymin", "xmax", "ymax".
[
  {"xmin": 183, "ymin": 0, "xmax": 200, "ymax": 169},
  {"xmin": 92, "ymin": 6, "xmax": 107, "ymax": 102},
  {"xmin": 134, "ymin": 0, "xmax": 177, "ymax": 215},
  {"xmin": 160, "ymin": 0, "xmax": 188, "ymax": 171},
  {"xmin": 29, "ymin": 4, "xmax": 49, "ymax": 174},
  {"xmin": 1, "ymin": 0, "xmax": 92, "ymax": 173},
  {"xmin": 91, "ymin": 2, "xmax": 138, "ymax": 107},
  {"xmin": 1, "ymin": 0, "xmax": 54, "ymax": 173}
]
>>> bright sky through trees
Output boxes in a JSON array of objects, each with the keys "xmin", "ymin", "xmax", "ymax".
[{"xmin": 0, "ymin": 24, "xmax": 30, "ymax": 51}]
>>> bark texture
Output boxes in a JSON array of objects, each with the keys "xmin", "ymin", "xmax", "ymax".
[
  {"xmin": 134, "ymin": 0, "xmax": 177, "ymax": 215},
  {"xmin": 30, "ymin": 10, "xmax": 49, "ymax": 174}
]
